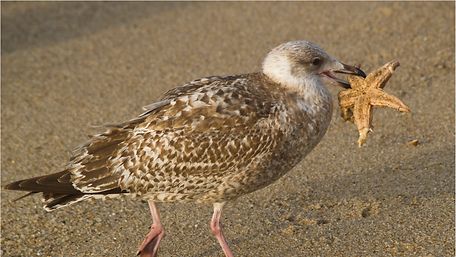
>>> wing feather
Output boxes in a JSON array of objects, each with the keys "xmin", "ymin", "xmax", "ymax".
[
  {"xmin": 110, "ymin": 74, "xmax": 284, "ymax": 197},
  {"xmin": 6, "ymin": 73, "xmax": 284, "ymax": 205}
]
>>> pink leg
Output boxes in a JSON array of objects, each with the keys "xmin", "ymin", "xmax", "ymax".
[
  {"xmin": 137, "ymin": 201, "xmax": 165, "ymax": 257},
  {"xmin": 210, "ymin": 202, "xmax": 234, "ymax": 257}
]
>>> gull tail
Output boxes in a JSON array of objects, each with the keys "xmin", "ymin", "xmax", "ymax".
[{"xmin": 4, "ymin": 170, "xmax": 124, "ymax": 211}]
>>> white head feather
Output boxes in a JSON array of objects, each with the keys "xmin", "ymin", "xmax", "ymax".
[{"xmin": 262, "ymin": 40, "xmax": 344, "ymax": 93}]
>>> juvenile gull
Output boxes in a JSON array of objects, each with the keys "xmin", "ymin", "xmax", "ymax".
[{"xmin": 5, "ymin": 40, "xmax": 365, "ymax": 257}]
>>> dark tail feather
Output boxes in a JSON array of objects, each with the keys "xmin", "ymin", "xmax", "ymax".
[
  {"xmin": 42, "ymin": 188, "xmax": 124, "ymax": 211},
  {"xmin": 4, "ymin": 170, "xmax": 79, "ymax": 194},
  {"xmin": 13, "ymin": 192, "xmax": 39, "ymax": 202},
  {"xmin": 5, "ymin": 171, "xmax": 125, "ymax": 211},
  {"xmin": 42, "ymin": 192, "xmax": 87, "ymax": 211}
]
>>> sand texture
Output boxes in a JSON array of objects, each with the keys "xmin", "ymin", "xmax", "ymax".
[{"xmin": 1, "ymin": 2, "xmax": 454, "ymax": 257}]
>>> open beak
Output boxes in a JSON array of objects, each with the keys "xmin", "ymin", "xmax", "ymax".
[
  {"xmin": 334, "ymin": 63, "xmax": 366, "ymax": 78},
  {"xmin": 322, "ymin": 62, "xmax": 366, "ymax": 89}
]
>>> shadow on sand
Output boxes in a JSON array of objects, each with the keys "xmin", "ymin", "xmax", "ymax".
[{"xmin": 1, "ymin": 2, "xmax": 189, "ymax": 54}]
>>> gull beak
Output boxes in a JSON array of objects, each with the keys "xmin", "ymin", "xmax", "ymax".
[
  {"xmin": 322, "ymin": 62, "xmax": 366, "ymax": 89},
  {"xmin": 332, "ymin": 63, "xmax": 366, "ymax": 89},
  {"xmin": 334, "ymin": 63, "xmax": 366, "ymax": 78}
]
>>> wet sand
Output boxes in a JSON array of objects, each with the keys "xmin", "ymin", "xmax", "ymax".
[{"xmin": 1, "ymin": 2, "xmax": 454, "ymax": 257}]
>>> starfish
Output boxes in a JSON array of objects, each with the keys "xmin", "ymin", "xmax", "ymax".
[{"xmin": 338, "ymin": 60, "xmax": 411, "ymax": 147}]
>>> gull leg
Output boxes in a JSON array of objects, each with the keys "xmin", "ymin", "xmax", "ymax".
[
  {"xmin": 210, "ymin": 202, "xmax": 234, "ymax": 257},
  {"xmin": 137, "ymin": 201, "xmax": 165, "ymax": 257}
]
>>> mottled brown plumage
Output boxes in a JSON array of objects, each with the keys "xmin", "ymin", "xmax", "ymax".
[
  {"xmin": 5, "ymin": 40, "xmax": 366, "ymax": 257},
  {"xmin": 6, "ymin": 73, "xmax": 332, "ymax": 208}
]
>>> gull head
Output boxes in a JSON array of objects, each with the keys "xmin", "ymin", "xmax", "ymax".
[{"xmin": 262, "ymin": 40, "xmax": 365, "ymax": 90}]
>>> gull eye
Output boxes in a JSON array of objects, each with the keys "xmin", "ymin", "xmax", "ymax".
[{"xmin": 311, "ymin": 57, "xmax": 322, "ymax": 66}]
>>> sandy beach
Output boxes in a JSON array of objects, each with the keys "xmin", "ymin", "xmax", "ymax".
[{"xmin": 1, "ymin": 2, "xmax": 454, "ymax": 256}]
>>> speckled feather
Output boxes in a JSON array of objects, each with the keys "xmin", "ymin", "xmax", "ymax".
[
  {"xmin": 6, "ymin": 71, "xmax": 332, "ymax": 210},
  {"xmin": 72, "ymin": 72, "xmax": 331, "ymax": 202},
  {"xmin": 6, "ymin": 41, "xmax": 337, "ymax": 211}
]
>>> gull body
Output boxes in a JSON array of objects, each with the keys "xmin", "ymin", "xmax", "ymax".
[{"xmin": 5, "ymin": 40, "xmax": 365, "ymax": 257}]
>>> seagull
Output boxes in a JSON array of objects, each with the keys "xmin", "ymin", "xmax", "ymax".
[{"xmin": 5, "ymin": 40, "xmax": 365, "ymax": 257}]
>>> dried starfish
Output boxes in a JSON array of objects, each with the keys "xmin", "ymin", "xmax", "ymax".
[{"xmin": 338, "ymin": 60, "xmax": 411, "ymax": 147}]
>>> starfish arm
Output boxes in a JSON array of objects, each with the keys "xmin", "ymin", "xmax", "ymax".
[
  {"xmin": 353, "ymin": 96, "xmax": 373, "ymax": 147},
  {"xmin": 369, "ymin": 88, "xmax": 411, "ymax": 112},
  {"xmin": 337, "ymin": 90, "xmax": 358, "ymax": 122},
  {"xmin": 340, "ymin": 107, "xmax": 354, "ymax": 122},
  {"xmin": 338, "ymin": 90, "xmax": 357, "ymax": 109},
  {"xmin": 366, "ymin": 60, "xmax": 400, "ymax": 89},
  {"xmin": 347, "ymin": 76, "xmax": 365, "ymax": 89}
]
